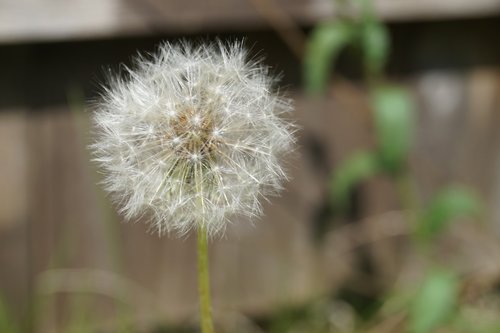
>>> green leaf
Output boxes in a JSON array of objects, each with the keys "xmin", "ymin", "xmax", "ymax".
[
  {"xmin": 354, "ymin": 0, "xmax": 390, "ymax": 76},
  {"xmin": 410, "ymin": 269, "xmax": 458, "ymax": 333},
  {"xmin": 304, "ymin": 22, "xmax": 355, "ymax": 94},
  {"xmin": 361, "ymin": 20, "xmax": 390, "ymax": 76},
  {"xmin": 419, "ymin": 187, "xmax": 482, "ymax": 240},
  {"xmin": 372, "ymin": 86, "xmax": 415, "ymax": 173},
  {"xmin": 330, "ymin": 151, "xmax": 380, "ymax": 210}
]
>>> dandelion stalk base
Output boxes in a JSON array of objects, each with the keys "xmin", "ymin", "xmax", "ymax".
[{"xmin": 197, "ymin": 224, "xmax": 214, "ymax": 333}]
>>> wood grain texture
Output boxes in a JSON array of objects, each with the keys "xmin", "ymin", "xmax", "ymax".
[
  {"xmin": 1, "ymin": 0, "xmax": 500, "ymax": 43},
  {"xmin": 0, "ymin": 94, "xmax": 364, "ymax": 329},
  {"xmin": 0, "ymin": 111, "xmax": 30, "ymax": 323},
  {"xmin": 23, "ymin": 109, "xmax": 132, "ymax": 332},
  {"xmin": 1, "ymin": 70, "xmax": 500, "ymax": 329}
]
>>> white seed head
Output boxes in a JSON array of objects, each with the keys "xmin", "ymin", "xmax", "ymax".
[{"xmin": 91, "ymin": 41, "xmax": 295, "ymax": 236}]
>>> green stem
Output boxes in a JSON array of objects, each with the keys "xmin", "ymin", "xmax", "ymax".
[
  {"xmin": 395, "ymin": 171, "xmax": 419, "ymax": 224},
  {"xmin": 396, "ymin": 171, "xmax": 432, "ymax": 258},
  {"xmin": 197, "ymin": 224, "xmax": 214, "ymax": 333}
]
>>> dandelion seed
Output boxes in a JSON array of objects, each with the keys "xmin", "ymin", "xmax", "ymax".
[{"xmin": 91, "ymin": 41, "xmax": 295, "ymax": 237}]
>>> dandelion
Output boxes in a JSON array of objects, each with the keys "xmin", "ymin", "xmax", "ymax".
[
  {"xmin": 92, "ymin": 41, "xmax": 294, "ymax": 236},
  {"xmin": 91, "ymin": 41, "xmax": 295, "ymax": 333}
]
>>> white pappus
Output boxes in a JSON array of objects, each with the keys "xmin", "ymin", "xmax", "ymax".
[{"xmin": 91, "ymin": 41, "xmax": 295, "ymax": 236}]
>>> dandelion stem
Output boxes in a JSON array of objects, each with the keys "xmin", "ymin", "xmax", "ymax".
[{"xmin": 197, "ymin": 224, "xmax": 215, "ymax": 333}]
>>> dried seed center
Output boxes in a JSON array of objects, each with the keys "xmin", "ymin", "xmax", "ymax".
[{"xmin": 167, "ymin": 106, "xmax": 220, "ymax": 161}]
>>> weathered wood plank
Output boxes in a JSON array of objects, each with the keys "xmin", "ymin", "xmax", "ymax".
[
  {"xmin": 3, "ymin": 94, "xmax": 363, "ymax": 329},
  {"xmin": 0, "ymin": 111, "xmax": 30, "ymax": 323},
  {"xmin": 26, "ymin": 109, "xmax": 117, "ymax": 331},
  {"xmin": 1, "ymin": 0, "xmax": 500, "ymax": 43},
  {"xmin": 2, "ymin": 69, "xmax": 500, "ymax": 330}
]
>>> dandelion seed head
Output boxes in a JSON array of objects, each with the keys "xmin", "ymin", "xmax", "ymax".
[{"xmin": 91, "ymin": 41, "xmax": 295, "ymax": 236}]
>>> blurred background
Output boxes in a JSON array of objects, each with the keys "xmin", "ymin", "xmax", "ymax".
[{"xmin": 1, "ymin": 0, "xmax": 500, "ymax": 332}]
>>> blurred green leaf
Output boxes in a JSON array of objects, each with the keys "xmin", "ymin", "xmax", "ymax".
[
  {"xmin": 356, "ymin": 0, "xmax": 375, "ymax": 16},
  {"xmin": 355, "ymin": 0, "xmax": 390, "ymax": 76},
  {"xmin": 304, "ymin": 21, "xmax": 355, "ymax": 94},
  {"xmin": 410, "ymin": 269, "xmax": 458, "ymax": 333},
  {"xmin": 419, "ymin": 187, "xmax": 482, "ymax": 240},
  {"xmin": 330, "ymin": 151, "xmax": 380, "ymax": 210},
  {"xmin": 361, "ymin": 20, "xmax": 390, "ymax": 76},
  {"xmin": 372, "ymin": 86, "xmax": 415, "ymax": 173},
  {"xmin": 452, "ymin": 311, "xmax": 500, "ymax": 333}
]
